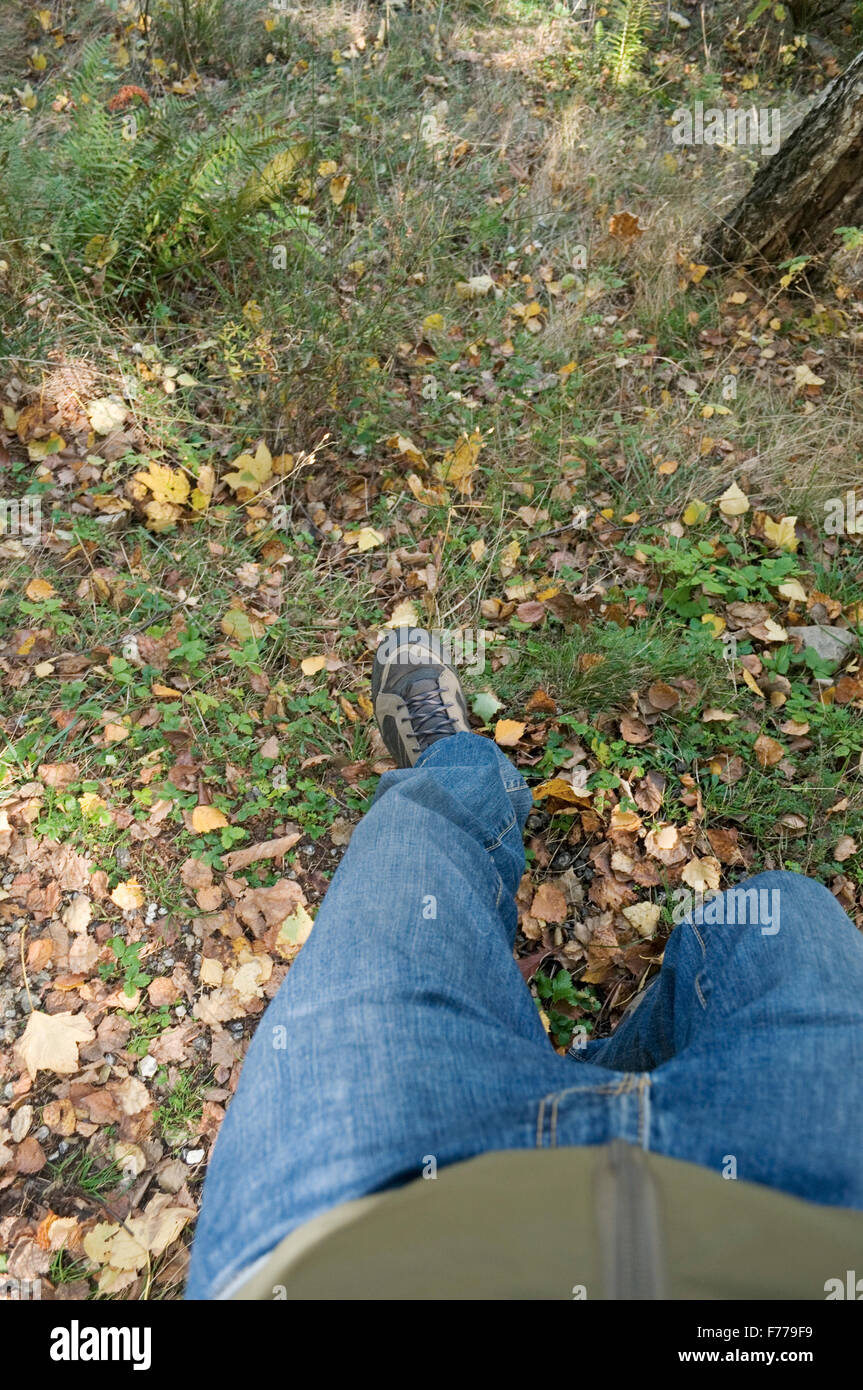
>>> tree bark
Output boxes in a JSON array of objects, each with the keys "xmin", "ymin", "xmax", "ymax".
[{"xmin": 703, "ymin": 47, "xmax": 863, "ymax": 268}]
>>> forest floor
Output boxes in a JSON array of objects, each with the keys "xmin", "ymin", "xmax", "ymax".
[{"xmin": 0, "ymin": 0, "xmax": 861, "ymax": 1298}]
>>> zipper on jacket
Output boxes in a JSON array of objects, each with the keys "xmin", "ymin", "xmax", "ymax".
[{"xmin": 595, "ymin": 1139, "xmax": 666, "ymax": 1299}]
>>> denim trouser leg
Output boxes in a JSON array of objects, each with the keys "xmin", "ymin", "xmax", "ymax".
[
  {"xmin": 581, "ymin": 870, "xmax": 863, "ymax": 1207},
  {"xmin": 186, "ymin": 733, "xmax": 638, "ymax": 1298},
  {"xmin": 187, "ymin": 734, "xmax": 863, "ymax": 1299}
]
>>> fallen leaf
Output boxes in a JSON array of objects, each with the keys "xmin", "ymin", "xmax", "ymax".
[
  {"xmin": 110, "ymin": 879, "xmax": 145, "ymax": 910},
  {"xmin": 681, "ymin": 855, "xmax": 721, "ymax": 894},
  {"xmin": 14, "ymin": 1010, "xmax": 96, "ymax": 1080},
  {"xmin": 25, "ymin": 577, "xmax": 55, "ymax": 600},
  {"xmin": 718, "ymin": 481, "xmax": 749, "ymax": 516},
  {"xmin": 753, "ymin": 733, "xmax": 785, "ymax": 768},
  {"xmin": 191, "ymin": 805, "xmax": 229, "ymax": 833},
  {"xmin": 494, "ymin": 719, "xmax": 526, "ymax": 747},
  {"xmin": 220, "ymin": 832, "xmax": 301, "ymax": 873},
  {"xmin": 621, "ymin": 901, "xmax": 661, "ymax": 938},
  {"xmin": 531, "ymin": 882, "xmax": 568, "ymax": 923}
]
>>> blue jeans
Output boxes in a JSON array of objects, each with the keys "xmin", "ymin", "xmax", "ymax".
[{"xmin": 187, "ymin": 732, "xmax": 863, "ymax": 1298}]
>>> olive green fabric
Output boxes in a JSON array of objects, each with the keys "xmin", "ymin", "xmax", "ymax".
[{"xmin": 230, "ymin": 1144, "xmax": 863, "ymax": 1300}]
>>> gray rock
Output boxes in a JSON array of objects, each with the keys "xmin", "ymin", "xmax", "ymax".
[{"xmin": 787, "ymin": 626, "xmax": 857, "ymax": 665}]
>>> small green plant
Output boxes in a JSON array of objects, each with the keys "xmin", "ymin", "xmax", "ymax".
[
  {"xmin": 154, "ymin": 1070, "xmax": 208, "ymax": 1148},
  {"xmin": 599, "ymin": 0, "xmax": 656, "ymax": 85},
  {"xmin": 535, "ymin": 968, "xmax": 602, "ymax": 1048},
  {"xmin": 99, "ymin": 937, "xmax": 152, "ymax": 998},
  {"xmin": 46, "ymin": 1148, "xmax": 123, "ymax": 1197}
]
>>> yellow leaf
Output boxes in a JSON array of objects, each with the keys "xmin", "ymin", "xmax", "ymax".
[
  {"xmin": 701, "ymin": 612, "xmax": 725, "ymax": 638},
  {"xmin": 329, "ymin": 173, "xmax": 351, "ymax": 206},
  {"xmin": 384, "ymin": 599, "xmax": 420, "ymax": 629},
  {"xmin": 470, "ymin": 538, "xmax": 486, "ymax": 562},
  {"xmin": 533, "ymin": 777, "xmax": 590, "ymax": 803},
  {"xmin": 238, "ymin": 142, "xmax": 307, "ymax": 211},
  {"xmin": 682, "ymin": 499, "xmax": 710, "ymax": 526},
  {"xmin": 220, "ymin": 608, "xmax": 264, "ymax": 642},
  {"xmin": 422, "ymin": 312, "xmax": 445, "ymax": 332},
  {"xmin": 436, "ymin": 429, "xmax": 483, "ymax": 491},
  {"xmin": 621, "ymin": 901, "xmax": 661, "ymax": 938},
  {"xmin": 740, "ymin": 667, "xmax": 765, "ymax": 697},
  {"xmin": 300, "ymin": 655, "xmax": 327, "ymax": 675},
  {"xmin": 386, "ymin": 434, "xmax": 426, "ymax": 467},
  {"xmin": 794, "ymin": 363, "xmax": 824, "ymax": 390},
  {"xmin": 143, "ymin": 499, "xmax": 182, "ymax": 533},
  {"xmin": 494, "ymin": 719, "xmax": 526, "ymax": 747},
  {"xmin": 152, "ymin": 682, "xmax": 185, "ymax": 698},
  {"xmin": 763, "ymin": 514, "xmax": 798, "ymax": 552},
  {"xmin": 406, "ymin": 473, "xmax": 449, "ymax": 506},
  {"xmin": 317, "ymin": 159, "xmax": 339, "ymax": 176},
  {"xmin": 191, "ymin": 805, "xmax": 229, "ymax": 833},
  {"xmin": 104, "ymin": 722, "xmax": 130, "ymax": 743},
  {"xmin": 134, "ymin": 461, "xmax": 190, "ymax": 506},
  {"xmin": 223, "ymin": 441, "xmax": 273, "ymax": 494},
  {"xmin": 14, "ymin": 1010, "xmax": 96, "ymax": 1079},
  {"xmin": 27, "ymin": 432, "xmax": 65, "ymax": 461},
  {"xmin": 681, "ymin": 855, "xmax": 721, "ymax": 893},
  {"xmin": 25, "ymin": 577, "xmax": 55, "ymax": 600},
  {"xmin": 87, "ymin": 397, "xmax": 127, "ymax": 434},
  {"xmin": 345, "ymin": 526, "xmax": 385, "ymax": 551},
  {"xmin": 778, "ymin": 578, "xmax": 807, "ymax": 602},
  {"xmin": 275, "ymin": 904, "xmax": 315, "ymax": 954},
  {"xmin": 110, "ymin": 878, "xmax": 145, "ymax": 910},
  {"xmin": 456, "ymin": 274, "xmax": 495, "ymax": 299},
  {"xmin": 718, "ymin": 481, "xmax": 749, "ymax": 516}
]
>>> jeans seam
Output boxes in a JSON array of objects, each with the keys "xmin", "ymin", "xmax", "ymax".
[
  {"xmin": 688, "ymin": 920, "xmax": 707, "ymax": 956},
  {"xmin": 637, "ymin": 1074, "xmax": 651, "ymax": 1148},
  {"xmin": 537, "ymin": 1076, "xmax": 638, "ymax": 1150},
  {"xmin": 485, "ymin": 814, "xmax": 516, "ymax": 853}
]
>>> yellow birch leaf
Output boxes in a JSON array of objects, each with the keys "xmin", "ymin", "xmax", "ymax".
[
  {"xmin": 191, "ymin": 805, "xmax": 229, "ymax": 833},
  {"xmin": 494, "ymin": 719, "xmax": 526, "ymax": 746},
  {"xmin": 25, "ymin": 577, "xmax": 55, "ymax": 600},
  {"xmin": 763, "ymin": 515, "xmax": 798, "ymax": 551},
  {"xmin": 110, "ymin": 878, "xmax": 145, "ymax": 910},
  {"xmin": 718, "ymin": 482, "xmax": 749, "ymax": 516}
]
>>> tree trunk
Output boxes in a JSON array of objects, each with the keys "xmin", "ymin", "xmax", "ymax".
[{"xmin": 703, "ymin": 47, "xmax": 863, "ymax": 268}]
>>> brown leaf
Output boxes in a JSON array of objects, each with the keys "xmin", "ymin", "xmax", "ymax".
[
  {"xmin": 180, "ymin": 856, "xmax": 213, "ymax": 891},
  {"xmin": 530, "ymin": 882, "xmax": 568, "ymax": 923},
  {"xmin": 15, "ymin": 1136, "xmax": 46, "ymax": 1174},
  {"xmin": 14, "ymin": 1010, "xmax": 96, "ymax": 1079},
  {"xmin": 147, "ymin": 977, "xmax": 180, "ymax": 1007},
  {"xmin": 620, "ymin": 714, "xmax": 650, "ymax": 744},
  {"xmin": 646, "ymin": 682, "xmax": 679, "ymax": 711},
  {"xmin": 754, "ymin": 733, "xmax": 785, "ymax": 768},
  {"xmin": 644, "ymin": 824, "xmax": 687, "ymax": 866},
  {"xmin": 525, "ymin": 688, "xmax": 557, "ymax": 715},
  {"xmin": 834, "ymin": 836, "xmax": 858, "ymax": 863},
  {"xmin": 220, "ymin": 832, "xmax": 301, "ymax": 874},
  {"xmin": 706, "ymin": 826, "xmax": 742, "ymax": 864},
  {"xmin": 37, "ymin": 762, "xmax": 79, "ymax": 789}
]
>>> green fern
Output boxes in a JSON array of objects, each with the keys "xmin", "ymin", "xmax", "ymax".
[
  {"xmin": 0, "ymin": 51, "xmax": 306, "ymax": 308},
  {"xmin": 600, "ymin": 0, "xmax": 656, "ymax": 86}
]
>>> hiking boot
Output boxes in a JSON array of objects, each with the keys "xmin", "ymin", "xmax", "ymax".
[{"xmin": 371, "ymin": 627, "xmax": 471, "ymax": 767}]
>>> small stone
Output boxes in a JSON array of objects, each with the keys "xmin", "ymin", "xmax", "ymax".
[
  {"xmin": 139, "ymin": 1055, "xmax": 158, "ymax": 1079},
  {"xmin": 787, "ymin": 626, "xmax": 857, "ymax": 665},
  {"xmin": 184, "ymin": 1148, "xmax": 205, "ymax": 1165}
]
